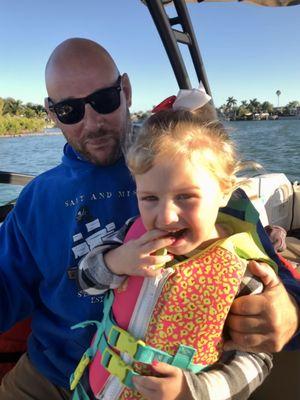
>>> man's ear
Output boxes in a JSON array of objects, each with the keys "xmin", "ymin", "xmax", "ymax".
[
  {"xmin": 44, "ymin": 97, "xmax": 56, "ymax": 123},
  {"xmin": 121, "ymin": 73, "xmax": 132, "ymax": 108}
]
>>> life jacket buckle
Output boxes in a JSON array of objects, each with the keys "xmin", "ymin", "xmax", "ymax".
[
  {"xmin": 107, "ymin": 324, "xmax": 146, "ymax": 358},
  {"xmin": 101, "ymin": 346, "xmax": 138, "ymax": 388}
]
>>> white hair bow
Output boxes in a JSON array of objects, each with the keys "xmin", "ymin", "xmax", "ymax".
[{"xmin": 152, "ymin": 82, "xmax": 211, "ymax": 113}]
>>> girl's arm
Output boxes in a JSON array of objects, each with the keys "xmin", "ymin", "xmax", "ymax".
[
  {"xmin": 77, "ymin": 217, "xmax": 135, "ymax": 295},
  {"xmin": 77, "ymin": 217, "xmax": 173, "ymax": 294},
  {"xmin": 183, "ymin": 350, "xmax": 272, "ymax": 400},
  {"xmin": 131, "ymin": 351, "xmax": 272, "ymax": 400}
]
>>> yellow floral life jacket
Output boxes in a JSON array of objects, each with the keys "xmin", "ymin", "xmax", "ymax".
[{"xmin": 70, "ymin": 194, "xmax": 278, "ymax": 400}]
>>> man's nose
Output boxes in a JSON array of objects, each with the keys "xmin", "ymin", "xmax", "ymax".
[
  {"xmin": 83, "ymin": 104, "xmax": 104, "ymax": 128},
  {"xmin": 156, "ymin": 202, "xmax": 179, "ymax": 228}
]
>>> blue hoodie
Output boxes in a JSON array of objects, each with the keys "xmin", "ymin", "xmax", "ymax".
[{"xmin": 0, "ymin": 144, "xmax": 138, "ymax": 388}]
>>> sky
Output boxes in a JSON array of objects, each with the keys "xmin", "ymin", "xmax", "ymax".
[{"xmin": 0, "ymin": 1, "xmax": 299, "ymax": 112}]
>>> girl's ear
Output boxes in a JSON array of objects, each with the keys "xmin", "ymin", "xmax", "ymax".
[
  {"xmin": 220, "ymin": 178, "xmax": 236, "ymax": 207},
  {"xmin": 220, "ymin": 191, "xmax": 232, "ymax": 208}
]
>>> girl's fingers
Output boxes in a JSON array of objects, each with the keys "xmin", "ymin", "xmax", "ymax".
[
  {"xmin": 137, "ymin": 229, "xmax": 170, "ymax": 245},
  {"xmin": 132, "ymin": 254, "xmax": 173, "ymax": 277},
  {"xmin": 142, "ymin": 237, "xmax": 175, "ymax": 255},
  {"xmin": 150, "ymin": 360, "xmax": 179, "ymax": 376},
  {"xmin": 132, "ymin": 376, "xmax": 157, "ymax": 399},
  {"xmin": 133, "ymin": 375, "xmax": 161, "ymax": 390},
  {"xmin": 146, "ymin": 254, "xmax": 174, "ymax": 266},
  {"xmin": 137, "ymin": 254, "xmax": 173, "ymax": 275}
]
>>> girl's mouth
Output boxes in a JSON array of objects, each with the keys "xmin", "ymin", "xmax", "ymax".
[{"xmin": 167, "ymin": 228, "xmax": 187, "ymax": 240}]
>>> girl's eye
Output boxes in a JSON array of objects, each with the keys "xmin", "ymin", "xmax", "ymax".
[
  {"xmin": 176, "ymin": 193, "xmax": 195, "ymax": 201},
  {"xmin": 140, "ymin": 195, "xmax": 158, "ymax": 202}
]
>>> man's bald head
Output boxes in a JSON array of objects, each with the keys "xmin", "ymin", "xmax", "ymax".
[
  {"xmin": 45, "ymin": 38, "xmax": 119, "ymax": 100},
  {"xmin": 44, "ymin": 37, "xmax": 132, "ymax": 166}
]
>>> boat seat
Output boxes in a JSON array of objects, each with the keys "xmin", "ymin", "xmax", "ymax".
[
  {"xmin": 0, "ymin": 203, "xmax": 14, "ymax": 223},
  {"xmin": 281, "ymin": 236, "xmax": 300, "ymax": 274},
  {"xmin": 0, "ymin": 318, "xmax": 31, "ymax": 382},
  {"xmin": 250, "ymin": 236, "xmax": 300, "ymax": 399}
]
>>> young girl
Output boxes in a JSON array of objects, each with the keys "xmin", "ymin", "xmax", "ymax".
[{"xmin": 73, "ymin": 108, "xmax": 278, "ymax": 400}]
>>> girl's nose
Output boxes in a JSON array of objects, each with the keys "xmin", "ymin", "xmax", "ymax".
[{"xmin": 156, "ymin": 202, "xmax": 179, "ymax": 228}]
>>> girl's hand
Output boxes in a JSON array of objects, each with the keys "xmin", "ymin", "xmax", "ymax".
[
  {"xmin": 132, "ymin": 361, "xmax": 193, "ymax": 400},
  {"xmin": 104, "ymin": 229, "xmax": 175, "ymax": 277}
]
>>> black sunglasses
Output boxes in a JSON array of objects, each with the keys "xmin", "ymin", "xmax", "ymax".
[{"xmin": 48, "ymin": 75, "xmax": 122, "ymax": 125}]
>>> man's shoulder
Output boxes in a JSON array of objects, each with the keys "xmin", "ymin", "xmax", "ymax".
[
  {"xmin": 15, "ymin": 164, "xmax": 72, "ymax": 206},
  {"xmin": 24, "ymin": 164, "xmax": 66, "ymax": 190}
]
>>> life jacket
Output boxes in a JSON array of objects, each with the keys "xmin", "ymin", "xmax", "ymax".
[
  {"xmin": 0, "ymin": 318, "xmax": 31, "ymax": 382},
  {"xmin": 70, "ymin": 190, "xmax": 280, "ymax": 400}
]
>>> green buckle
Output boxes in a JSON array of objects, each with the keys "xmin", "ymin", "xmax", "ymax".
[
  {"xmin": 101, "ymin": 347, "xmax": 138, "ymax": 389},
  {"xmin": 70, "ymin": 352, "xmax": 91, "ymax": 390},
  {"xmin": 107, "ymin": 325, "xmax": 146, "ymax": 357}
]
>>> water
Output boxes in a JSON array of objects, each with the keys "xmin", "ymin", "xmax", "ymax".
[
  {"xmin": 0, "ymin": 133, "xmax": 66, "ymax": 205},
  {"xmin": 1, "ymin": 120, "xmax": 300, "ymax": 205},
  {"xmin": 229, "ymin": 120, "xmax": 300, "ymax": 181}
]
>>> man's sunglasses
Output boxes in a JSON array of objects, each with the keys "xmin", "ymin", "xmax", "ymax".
[{"xmin": 48, "ymin": 75, "xmax": 122, "ymax": 125}]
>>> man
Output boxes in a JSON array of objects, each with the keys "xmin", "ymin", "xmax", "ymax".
[
  {"xmin": 0, "ymin": 38, "xmax": 298, "ymax": 399},
  {"xmin": 0, "ymin": 38, "xmax": 138, "ymax": 399}
]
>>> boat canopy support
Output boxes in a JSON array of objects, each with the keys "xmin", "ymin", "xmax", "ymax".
[
  {"xmin": 0, "ymin": 171, "xmax": 34, "ymax": 186},
  {"xmin": 143, "ymin": 0, "xmax": 212, "ymax": 96},
  {"xmin": 0, "ymin": 171, "xmax": 34, "ymax": 223}
]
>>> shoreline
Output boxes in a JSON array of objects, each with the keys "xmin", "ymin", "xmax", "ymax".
[{"xmin": 0, "ymin": 130, "xmax": 62, "ymax": 139}]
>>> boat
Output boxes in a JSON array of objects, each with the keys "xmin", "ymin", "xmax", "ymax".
[
  {"xmin": 0, "ymin": 172, "xmax": 33, "ymax": 224},
  {"xmin": 140, "ymin": 3, "xmax": 300, "ymax": 399},
  {"xmin": 1, "ymin": 0, "xmax": 300, "ymax": 398}
]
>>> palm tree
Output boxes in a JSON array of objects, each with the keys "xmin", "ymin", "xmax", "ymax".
[
  {"xmin": 261, "ymin": 101, "xmax": 274, "ymax": 114},
  {"xmin": 31, "ymin": 103, "xmax": 46, "ymax": 117},
  {"xmin": 225, "ymin": 97, "xmax": 237, "ymax": 120},
  {"xmin": 236, "ymin": 100, "xmax": 250, "ymax": 120},
  {"xmin": 276, "ymin": 90, "xmax": 281, "ymax": 107},
  {"xmin": 248, "ymin": 98, "xmax": 261, "ymax": 115},
  {"xmin": 3, "ymin": 98, "xmax": 24, "ymax": 116},
  {"xmin": 284, "ymin": 101, "xmax": 300, "ymax": 116},
  {"xmin": 226, "ymin": 97, "xmax": 237, "ymax": 109}
]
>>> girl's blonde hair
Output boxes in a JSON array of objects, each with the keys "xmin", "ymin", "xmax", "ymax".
[{"xmin": 127, "ymin": 107, "xmax": 244, "ymax": 193}]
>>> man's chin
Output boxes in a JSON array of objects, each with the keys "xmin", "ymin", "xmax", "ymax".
[{"xmin": 85, "ymin": 146, "xmax": 122, "ymax": 166}]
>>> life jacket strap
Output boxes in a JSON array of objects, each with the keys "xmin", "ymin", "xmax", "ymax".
[
  {"xmin": 71, "ymin": 381, "xmax": 91, "ymax": 400},
  {"xmin": 70, "ymin": 291, "xmax": 115, "ymax": 391},
  {"xmin": 70, "ymin": 352, "xmax": 92, "ymax": 391}
]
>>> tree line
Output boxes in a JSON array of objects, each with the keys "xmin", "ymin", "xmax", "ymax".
[
  {"xmin": 0, "ymin": 97, "xmax": 46, "ymax": 118},
  {"xmin": 0, "ymin": 97, "xmax": 47, "ymax": 135},
  {"xmin": 219, "ymin": 97, "xmax": 300, "ymax": 120},
  {"xmin": 1, "ymin": 95, "xmax": 299, "ymax": 135}
]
